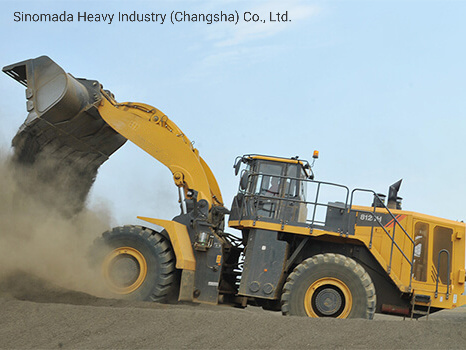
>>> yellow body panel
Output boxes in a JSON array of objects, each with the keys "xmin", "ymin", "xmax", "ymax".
[
  {"xmin": 98, "ymin": 97, "xmax": 223, "ymax": 207},
  {"xmin": 138, "ymin": 216, "xmax": 196, "ymax": 271},
  {"xmin": 459, "ymin": 294, "xmax": 466, "ymax": 306}
]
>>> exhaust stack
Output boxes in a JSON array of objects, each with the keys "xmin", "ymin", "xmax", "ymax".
[{"xmin": 387, "ymin": 179, "xmax": 402, "ymax": 210}]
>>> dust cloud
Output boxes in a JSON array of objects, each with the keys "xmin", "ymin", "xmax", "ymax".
[{"xmin": 0, "ymin": 147, "xmax": 113, "ymax": 297}]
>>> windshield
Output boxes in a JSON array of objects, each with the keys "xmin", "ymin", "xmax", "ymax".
[
  {"xmin": 248, "ymin": 161, "xmax": 307, "ymax": 202},
  {"xmin": 251, "ymin": 161, "xmax": 285, "ymax": 196}
]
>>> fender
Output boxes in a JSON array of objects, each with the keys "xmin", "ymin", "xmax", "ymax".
[
  {"xmin": 138, "ymin": 216, "xmax": 196, "ymax": 271},
  {"xmin": 138, "ymin": 216, "xmax": 196, "ymax": 302}
]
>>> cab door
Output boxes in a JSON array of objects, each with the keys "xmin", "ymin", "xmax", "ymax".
[
  {"xmin": 412, "ymin": 221, "xmax": 453, "ymax": 300},
  {"xmin": 431, "ymin": 225, "xmax": 453, "ymax": 298}
]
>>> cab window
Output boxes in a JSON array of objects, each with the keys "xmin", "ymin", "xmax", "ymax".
[
  {"xmin": 284, "ymin": 165, "xmax": 299, "ymax": 198},
  {"xmin": 252, "ymin": 162, "xmax": 284, "ymax": 196},
  {"xmin": 413, "ymin": 222, "xmax": 429, "ymax": 282}
]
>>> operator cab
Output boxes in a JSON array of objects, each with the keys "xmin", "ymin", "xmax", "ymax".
[{"xmin": 229, "ymin": 155, "xmax": 312, "ymax": 226}]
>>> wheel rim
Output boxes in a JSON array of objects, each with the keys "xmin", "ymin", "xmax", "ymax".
[
  {"xmin": 102, "ymin": 247, "xmax": 148, "ymax": 294},
  {"xmin": 304, "ymin": 278, "xmax": 352, "ymax": 318}
]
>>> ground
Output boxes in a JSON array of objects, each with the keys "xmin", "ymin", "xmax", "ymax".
[{"xmin": 0, "ymin": 272, "xmax": 465, "ymax": 349}]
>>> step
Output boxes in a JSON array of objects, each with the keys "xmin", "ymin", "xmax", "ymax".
[{"xmin": 413, "ymin": 294, "xmax": 431, "ymax": 304}]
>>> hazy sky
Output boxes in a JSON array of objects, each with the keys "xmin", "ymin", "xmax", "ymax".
[{"xmin": 1, "ymin": 0, "xmax": 466, "ymax": 229}]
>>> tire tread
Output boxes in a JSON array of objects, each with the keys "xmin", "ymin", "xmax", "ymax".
[{"xmin": 94, "ymin": 225, "xmax": 176, "ymax": 302}]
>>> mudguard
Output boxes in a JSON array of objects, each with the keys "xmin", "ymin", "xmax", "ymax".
[
  {"xmin": 137, "ymin": 216, "xmax": 196, "ymax": 271},
  {"xmin": 138, "ymin": 216, "xmax": 197, "ymax": 302}
]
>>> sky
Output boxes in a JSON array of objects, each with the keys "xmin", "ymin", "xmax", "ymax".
[{"xmin": 1, "ymin": 0, "xmax": 466, "ymax": 229}]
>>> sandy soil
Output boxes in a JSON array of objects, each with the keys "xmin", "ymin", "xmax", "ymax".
[{"xmin": 0, "ymin": 272, "xmax": 465, "ymax": 350}]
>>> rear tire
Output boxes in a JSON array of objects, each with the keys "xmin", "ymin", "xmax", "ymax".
[
  {"xmin": 281, "ymin": 253, "xmax": 376, "ymax": 319},
  {"xmin": 92, "ymin": 225, "xmax": 176, "ymax": 302}
]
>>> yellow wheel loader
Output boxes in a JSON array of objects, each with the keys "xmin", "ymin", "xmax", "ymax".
[{"xmin": 4, "ymin": 56, "xmax": 466, "ymax": 319}]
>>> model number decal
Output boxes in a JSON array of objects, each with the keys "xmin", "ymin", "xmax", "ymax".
[{"xmin": 359, "ymin": 213, "xmax": 382, "ymax": 223}]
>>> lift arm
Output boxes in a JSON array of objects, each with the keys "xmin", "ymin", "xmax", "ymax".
[{"xmin": 97, "ymin": 93, "xmax": 223, "ymax": 207}]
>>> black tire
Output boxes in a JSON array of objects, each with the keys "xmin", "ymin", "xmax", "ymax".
[
  {"xmin": 92, "ymin": 225, "xmax": 176, "ymax": 302},
  {"xmin": 281, "ymin": 253, "xmax": 376, "ymax": 319}
]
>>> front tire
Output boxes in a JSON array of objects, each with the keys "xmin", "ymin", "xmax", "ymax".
[
  {"xmin": 281, "ymin": 253, "xmax": 376, "ymax": 319},
  {"xmin": 93, "ymin": 225, "xmax": 176, "ymax": 302}
]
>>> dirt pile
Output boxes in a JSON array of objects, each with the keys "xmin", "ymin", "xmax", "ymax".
[{"xmin": 0, "ymin": 271, "xmax": 166, "ymax": 309}]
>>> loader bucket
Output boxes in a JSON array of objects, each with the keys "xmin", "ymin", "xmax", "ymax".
[{"xmin": 3, "ymin": 56, "xmax": 127, "ymax": 213}]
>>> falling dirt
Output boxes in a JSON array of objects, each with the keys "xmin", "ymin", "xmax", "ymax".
[{"xmin": 0, "ymin": 147, "xmax": 112, "ymax": 297}]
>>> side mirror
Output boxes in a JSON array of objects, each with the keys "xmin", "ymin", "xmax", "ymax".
[
  {"xmin": 234, "ymin": 157, "xmax": 243, "ymax": 176},
  {"xmin": 303, "ymin": 163, "xmax": 314, "ymax": 180},
  {"xmin": 240, "ymin": 171, "xmax": 249, "ymax": 190}
]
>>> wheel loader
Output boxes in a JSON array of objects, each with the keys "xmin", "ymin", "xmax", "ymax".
[{"xmin": 3, "ymin": 56, "xmax": 466, "ymax": 319}]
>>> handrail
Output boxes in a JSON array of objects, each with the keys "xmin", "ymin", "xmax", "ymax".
[
  {"xmin": 349, "ymin": 188, "xmax": 415, "ymax": 290},
  {"xmin": 237, "ymin": 172, "xmax": 350, "ymax": 228},
  {"xmin": 349, "ymin": 189, "xmax": 413, "ymax": 245},
  {"xmin": 435, "ymin": 249, "xmax": 451, "ymax": 299}
]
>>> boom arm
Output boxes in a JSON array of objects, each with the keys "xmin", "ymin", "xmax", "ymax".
[{"xmin": 98, "ymin": 93, "xmax": 223, "ymax": 207}]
